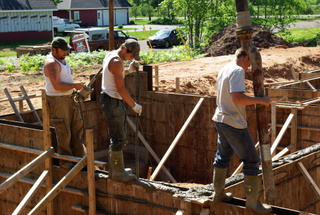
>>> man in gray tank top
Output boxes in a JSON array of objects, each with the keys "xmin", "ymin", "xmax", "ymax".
[{"xmin": 43, "ymin": 37, "xmax": 87, "ymax": 169}]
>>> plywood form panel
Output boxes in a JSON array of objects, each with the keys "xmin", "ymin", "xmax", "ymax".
[{"xmin": 225, "ymin": 148, "xmax": 320, "ymax": 214}]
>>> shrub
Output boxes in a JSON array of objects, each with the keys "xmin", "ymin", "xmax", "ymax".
[{"xmin": 118, "ymin": 24, "xmax": 123, "ymax": 29}]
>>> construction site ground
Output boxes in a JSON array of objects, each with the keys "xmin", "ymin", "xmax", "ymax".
[{"xmin": 0, "ymin": 45, "xmax": 320, "ymax": 116}]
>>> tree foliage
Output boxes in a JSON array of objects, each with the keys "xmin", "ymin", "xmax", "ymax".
[{"xmin": 129, "ymin": 0, "xmax": 317, "ymax": 48}]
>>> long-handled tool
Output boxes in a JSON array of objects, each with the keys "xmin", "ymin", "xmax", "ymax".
[
  {"xmin": 74, "ymin": 67, "xmax": 103, "ymax": 103},
  {"xmin": 134, "ymin": 62, "xmax": 141, "ymax": 178}
]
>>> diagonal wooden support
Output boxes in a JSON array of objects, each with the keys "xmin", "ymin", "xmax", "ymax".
[
  {"xmin": 150, "ymin": 98, "xmax": 204, "ymax": 181},
  {"xmin": 272, "ymin": 144, "xmax": 294, "ymax": 161},
  {"xmin": 297, "ymin": 162, "xmax": 320, "ymax": 199},
  {"xmin": 0, "ymin": 147, "xmax": 54, "ymax": 195},
  {"xmin": 271, "ymin": 113, "xmax": 294, "ymax": 155},
  {"xmin": 12, "ymin": 170, "xmax": 49, "ymax": 215},
  {"xmin": 306, "ymin": 81, "xmax": 316, "ymax": 91},
  {"xmin": 28, "ymin": 155, "xmax": 87, "ymax": 215},
  {"xmin": 127, "ymin": 117, "xmax": 176, "ymax": 182}
]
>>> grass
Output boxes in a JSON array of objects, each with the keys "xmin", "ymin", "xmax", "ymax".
[
  {"xmin": 276, "ymin": 27, "xmax": 320, "ymax": 46},
  {"xmin": 126, "ymin": 30, "xmax": 158, "ymax": 40},
  {"xmin": 129, "ymin": 19, "xmax": 150, "ymax": 25}
]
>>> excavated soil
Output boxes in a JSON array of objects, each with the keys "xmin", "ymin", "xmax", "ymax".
[{"xmin": 0, "ymin": 23, "xmax": 319, "ymax": 116}]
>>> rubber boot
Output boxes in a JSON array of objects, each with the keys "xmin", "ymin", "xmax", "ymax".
[
  {"xmin": 244, "ymin": 175, "xmax": 272, "ymax": 214},
  {"xmin": 212, "ymin": 167, "xmax": 233, "ymax": 202},
  {"xmin": 109, "ymin": 150, "xmax": 137, "ymax": 182}
]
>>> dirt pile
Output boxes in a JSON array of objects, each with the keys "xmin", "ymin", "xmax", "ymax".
[{"xmin": 203, "ymin": 23, "xmax": 301, "ymax": 57}]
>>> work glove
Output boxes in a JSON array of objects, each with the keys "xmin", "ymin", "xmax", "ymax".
[
  {"xmin": 132, "ymin": 103, "xmax": 142, "ymax": 116},
  {"xmin": 128, "ymin": 61, "xmax": 139, "ymax": 73}
]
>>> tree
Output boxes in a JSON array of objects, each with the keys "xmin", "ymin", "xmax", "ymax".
[
  {"xmin": 51, "ymin": 0, "xmax": 62, "ymax": 5},
  {"xmin": 249, "ymin": 0, "xmax": 310, "ymax": 32}
]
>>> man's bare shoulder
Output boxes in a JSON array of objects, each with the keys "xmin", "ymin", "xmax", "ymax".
[{"xmin": 110, "ymin": 56, "xmax": 122, "ymax": 65}]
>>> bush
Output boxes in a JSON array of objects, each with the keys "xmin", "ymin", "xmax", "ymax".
[
  {"xmin": 149, "ymin": 18, "xmax": 183, "ymax": 25},
  {"xmin": 129, "ymin": 20, "xmax": 135, "ymax": 25},
  {"xmin": 118, "ymin": 24, "xmax": 123, "ymax": 29}
]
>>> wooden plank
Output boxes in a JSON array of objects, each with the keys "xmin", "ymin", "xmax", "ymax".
[
  {"xmin": 127, "ymin": 117, "xmax": 176, "ymax": 182},
  {"xmin": 71, "ymin": 205, "xmax": 109, "ymax": 215},
  {"xmin": 28, "ymin": 155, "xmax": 87, "ymax": 215},
  {"xmin": 0, "ymin": 171, "xmax": 88, "ymax": 197},
  {"xmin": 271, "ymin": 102, "xmax": 277, "ymax": 144},
  {"xmin": 12, "ymin": 170, "xmax": 49, "ymax": 215},
  {"xmin": 297, "ymin": 162, "xmax": 320, "ymax": 199},
  {"xmin": 0, "ymin": 142, "xmax": 107, "ymax": 168},
  {"xmin": 0, "ymin": 94, "xmax": 39, "ymax": 103},
  {"xmin": 150, "ymin": 97, "xmax": 204, "ymax": 181},
  {"xmin": 42, "ymin": 89, "xmax": 54, "ymax": 215},
  {"xmin": 271, "ymin": 113, "xmax": 294, "ymax": 155},
  {"xmin": 0, "ymin": 147, "xmax": 54, "ymax": 194},
  {"xmin": 4, "ymin": 88, "xmax": 24, "ymax": 122},
  {"xmin": 272, "ymin": 144, "xmax": 294, "ymax": 161},
  {"xmin": 291, "ymin": 108, "xmax": 297, "ymax": 152},
  {"xmin": 180, "ymin": 200, "xmax": 191, "ymax": 215},
  {"xmin": 200, "ymin": 208, "xmax": 210, "ymax": 215},
  {"xmin": 86, "ymin": 129, "xmax": 96, "ymax": 215},
  {"xmin": 20, "ymin": 85, "xmax": 42, "ymax": 125}
]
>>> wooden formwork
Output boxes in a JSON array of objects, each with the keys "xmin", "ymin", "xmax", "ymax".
[
  {"xmin": 0, "ymin": 67, "xmax": 319, "ymax": 214},
  {"xmin": 225, "ymin": 144, "xmax": 320, "ymax": 215}
]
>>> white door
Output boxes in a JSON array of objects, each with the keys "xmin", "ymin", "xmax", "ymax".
[
  {"xmin": 102, "ymin": 10, "xmax": 109, "ymax": 26},
  {"xmin": 115, "ymin": 10, "xmax": 127, "ymax": 25},
  {"xmin": 97, "ymin": 10, "xmax": 102, "ymax": 26}
]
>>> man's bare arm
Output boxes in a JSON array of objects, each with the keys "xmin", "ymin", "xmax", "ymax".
[
  {"xmin": 44, "ymin": 60, "xmax": 83, "ymax": 91},
  {"xmin": 109, "ymin": 58, "xmax": 135, "ymax": 107},
  {"xmin": 231, "ymin": 92, "xmax": 271, "ymax": 107}
]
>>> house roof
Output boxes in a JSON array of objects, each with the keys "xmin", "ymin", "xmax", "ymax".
[
  {"xmin": 0, "ymin": 0, "xmax": 56, "ymax": 10},
  {"xmin": 57, "ymin": 0, "xmax": 132, "ymax": 10}
]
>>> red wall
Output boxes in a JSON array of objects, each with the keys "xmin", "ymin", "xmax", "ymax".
[
  {"xmin": 53, "ymin": 11, "xmax": 69, "ymax": 19},
  {"xmin": 77, "ymin": 10, "xmax": 98, "ymax": 26},
  {"xmin": 53, "ymin": 10, "xmax": 98, "ymax": 27},
  {"xmin": 0, "ymin": 31, "xmax": 52, "ymax": 43}
]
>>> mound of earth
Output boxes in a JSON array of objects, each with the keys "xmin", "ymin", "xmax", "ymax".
[{"xmin": 203, "ymin": 23, "xmax": 301, "ymax": 57}]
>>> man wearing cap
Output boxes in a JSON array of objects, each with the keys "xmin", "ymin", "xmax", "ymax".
[
  {"xmin": 99, "ymin": 39, "xmax": 142, "ymax": 182},
  {"xmin": 43, "ymin": 37, "xmax": 87, "ymax": 169}
]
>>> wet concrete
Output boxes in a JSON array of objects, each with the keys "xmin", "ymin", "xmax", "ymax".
[{"xmin": 95, "ymin": 143, "xmax": 320, "ymax": 203}]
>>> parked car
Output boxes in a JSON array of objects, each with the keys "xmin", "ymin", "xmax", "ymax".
[
  {"xmin": 147, "ymin": 29, "xmax": 186, "ymax": 48},
  {"xmin": 68, "ymin": 27, "xmax": 138, "ymax": 52},
  {"xmin": 53, "ymin": 16, "xmax": 80, "ymax": 36}
]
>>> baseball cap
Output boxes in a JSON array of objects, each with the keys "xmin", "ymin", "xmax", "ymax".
[
  {"xmin": 51, "ymin": 37, "xmax": 72, "ymax": 51},
  {"xmin": 124, "ymin": 39, "xmax": 140, "ymax": 61}
]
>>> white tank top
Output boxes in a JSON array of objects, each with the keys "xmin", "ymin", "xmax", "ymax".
[
  {"xmin": 44, "ymin": 53, "xmax": 74, "ymax": 96},
  {"xmin": 101, "ymin": 50, "xmax": 125, "ymax": 99}
]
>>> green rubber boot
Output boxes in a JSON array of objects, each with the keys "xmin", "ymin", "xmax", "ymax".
[
  {"xmin": 212, "ymin": 167, "xmax": 233, "ymax": 202},
  {"xmin": 109, "ymin": 150, "xmax": 137, "ymax": 182},
  {"xmin": 244, "ymin": 175, "xmax": 272, "ymax": 214}
]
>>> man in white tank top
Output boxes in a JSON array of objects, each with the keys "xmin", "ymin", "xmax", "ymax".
[
  {"xmin": 43, "ymin": 37, "xmax": 87, "ymax": 169},
  {"xmin": 100, "ymin": 39, "xmax": 142, "ymax": 182}
]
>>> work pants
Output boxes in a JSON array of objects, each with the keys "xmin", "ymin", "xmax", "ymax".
[
  {"xmin": 47, "ymin": 95, "xmax": 86, "ymax": 158},
  {"xmin": 99, "ymin": 93, "xmax": 128, "ymax": 151}
]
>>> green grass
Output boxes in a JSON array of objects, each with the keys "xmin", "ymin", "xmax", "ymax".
[
  {"xmin": 276, "ymin": 27, "xmax": 320, "ymax": 46},
  {"xmin": 126, "ymin": 30, "xmax": 159, "ymax": 40},
  {"xmin": 129, "ymin": 19, "xmax": 150, "ymax": 25},
  {"xmin": 0, "ymin": 49, "xmax": 16, "ymax": 57}
]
